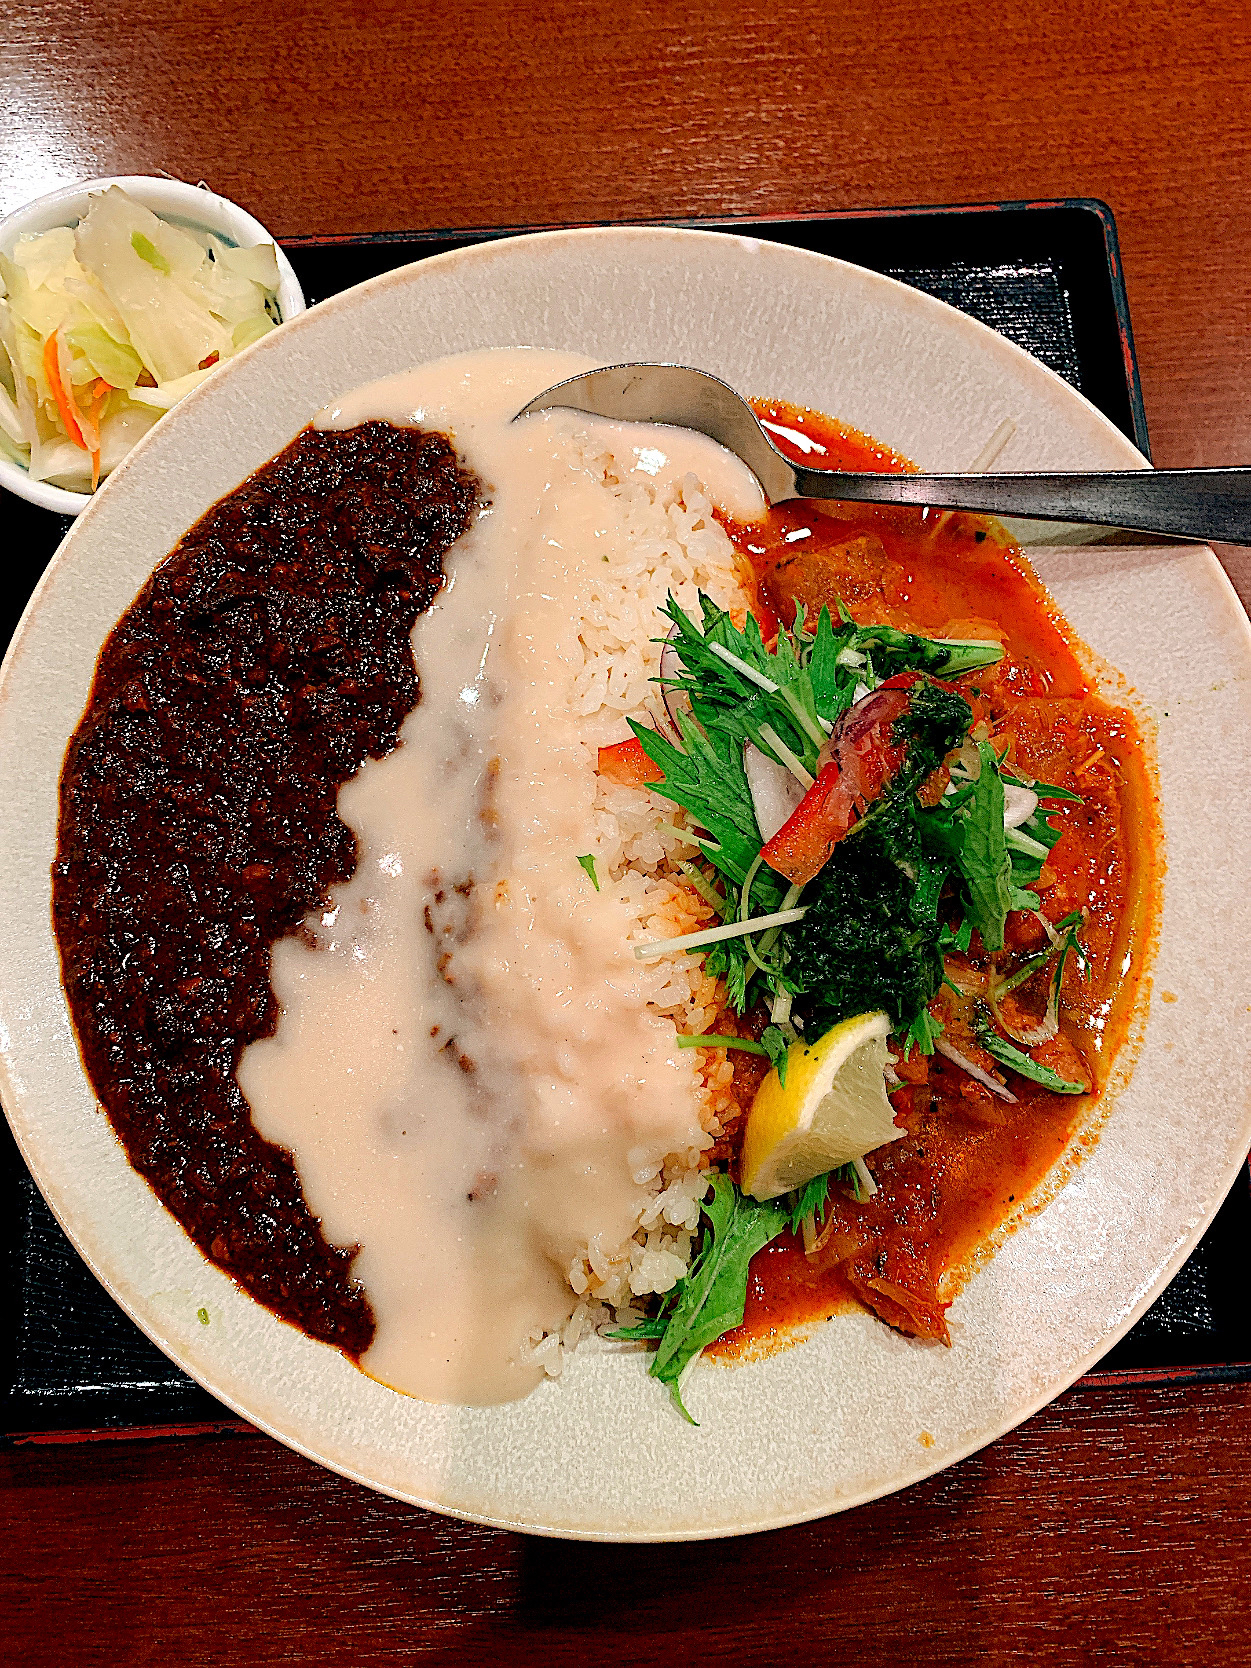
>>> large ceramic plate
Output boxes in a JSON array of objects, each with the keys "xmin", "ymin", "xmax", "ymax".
[{"xmin": 2, "ymin": 229, "xmax": 1249, "ymax": 1540}]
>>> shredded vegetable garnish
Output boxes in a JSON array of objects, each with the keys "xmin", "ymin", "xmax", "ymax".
[
  {"xmin": 675, "ymin": 1033, "xmax": 770, "ymax": 1056},
  {"xmin": 0, "ymin": 185, "xmax": 282, "ymax": 492},
  {"xmin": 633, "ymin": 904, "xmax": 809, "ymax": 960},
  {"xmin": 851, "ymin": 1155, "xmax": 878, "ymax": 1198},
  {"xmin": 594, "ymin": 582, "xmax": 1103, "ymax": 1405},
  {"xmin": 934, "ymin": 1037, "xmax": 1018, "ymax": 1102},
  {"xmin": 575, "ymin": 853, "xmax": 600, "ymax": 891}
]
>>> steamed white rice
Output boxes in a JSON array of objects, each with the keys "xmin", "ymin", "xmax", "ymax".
[{"xmin": 522, "ymin": 435, "xmax": 757, "ymax": 1376}]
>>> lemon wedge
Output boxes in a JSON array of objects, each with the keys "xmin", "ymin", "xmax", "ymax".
[{"xmin": 740, "ymin": 1011, "xmax": 900, "ymax": 1200}]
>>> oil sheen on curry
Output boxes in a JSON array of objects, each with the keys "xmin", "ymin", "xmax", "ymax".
[
  {"xmin": 52, "ymin": 350, "xmax": 1158, "ymax": 1412},
  {"xmin": 712, "ymin": 403, "xmax": 1157, "ymax": 1358}
]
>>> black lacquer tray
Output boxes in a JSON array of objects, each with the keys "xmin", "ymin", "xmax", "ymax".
[{"xmin": 4, "ymin": 199, "xmax": 1248, "ymax": 1442}]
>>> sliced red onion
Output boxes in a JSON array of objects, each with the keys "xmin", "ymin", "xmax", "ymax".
[
  {"xmin": 986, "ymin": 965, "xmax": 1058, "ymax": 1048},
  {"xmin": 744, "ymin": 742, "xmax": 806, "ymax": 841},
  {"xmin": 1002, "ymin": 783, "xmax": 1039, "ymax": 829},
  {"xmin": 815, "ymin": 682, "xmax": 911, "ymax": 775},
  {"xmin": 658, "ymin": 627, "xmax": 690, "ymax": 741},
  {"xmin": 934, "ymin": 1037, "xmax": 1018, "ymax": 1102},
  {"xmin": 951, "ymin": 737, "xmax": 982, "ymax": 779},
  {"xmin": 988, "ymin": 999, "xmax": 1055, "ymax": 1049},
  {"xmin": 943, "ymin": 964, "xmax": 986, "ymax": 998}
]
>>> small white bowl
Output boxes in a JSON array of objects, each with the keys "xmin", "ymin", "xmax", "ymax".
[{"xmin": 0, "ymin": 175, "xmax": 306, "ymax": 516}]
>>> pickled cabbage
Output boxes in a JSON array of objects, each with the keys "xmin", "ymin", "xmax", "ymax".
[{"xmin": 0, "ymin": 185, "xmax": 283, "ymax": 493}]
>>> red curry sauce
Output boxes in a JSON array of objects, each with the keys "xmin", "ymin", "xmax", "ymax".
[{"xmin": 709, "ymin": 402, "xmax": 1159, "ymax": 1358}]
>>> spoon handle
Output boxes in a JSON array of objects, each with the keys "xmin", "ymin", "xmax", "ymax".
[{"xmin": 788, "ymin": 465, "xmax": 1251, "ymax": 545}]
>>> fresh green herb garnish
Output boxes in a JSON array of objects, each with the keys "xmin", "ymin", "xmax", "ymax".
[
  {"xmin": 678, "ymin": 859, "xmax": 733, "ymax": 919},
  {"xmin": 920, "ymin": 740, "xmax": 1013, "ymax": 952},
  {"xmin": 606, "ymin": 1316, "xmax": 668, "ymax": 1341},
  {"xmin": 676, "ymin": 1032, "xmax": 767, "ymax": 1057},
  {"xmin": 658, "ymin": 595, "xmax": 834, "ymax": 776},
  {"xmin": 845, "ymin": 620, "xmax": 1005, "ymax": 682},
  {"xmin": 674, "ymin": 1024, "xmax": 791, "ymax": 1085},
  {"xmin": 903, "ymin": 1004, "xmax": 945, "ymax": 1057},
  {"xmin": 837, "ymin": 1158, "xmax": 871, "ymax": 1201},
  {"xmin": 759, "ymin": 1023, "xmax": 791, "ymax": 1084},
  {"xmin": 641, "ymin": 594, "xmax": 983, "ymax": 1033},
  {"xmin": 939, "ymin": 916, "xmax": 974, "ymax": 954},
  {"xmin": 1048, "ymin": 910, "xmax": 1092, "ymax": 983},
  {"xmin": 632, "ymin": 711, "xmax": 777, "ymax": 894},
  {"xmin": 606, "ymin": 1175, "xmax": 788, "ymax": 1421},
  {"xmin": 1005, "ymin": 801, "xmax": 1067, "ymax": 903},
  {"xmin": 975, "ymin": 1018, "xmax": 1088, "ymax": 1094},
  {"xmin": 1005, "ymin": 770, "xmax": 1082, "ymax": 804},
  {"xmin": 1033, "ymin": 911, "xmax": 1091, "ymax": 1037},
  {"xmin": 634, "ymin": 700, "xmax": 782, "ymax": 1012},
  {"xmin": 607, "ymin": 1169, "xmax": 860, "ymax": 1420},
  {"xmin": 576, "ymin": 853, "xmax": 600, "ymax": 891},
  {"xmin": 607, "ymin": 1164, "xmax": 873, "ymax": 1418},
  {"xmin": 607, "ymin": 591, "xmax": 1091, "ymax": 1416},
  {"xmin": 785, "ymin": 1171, "xmax": 832, "ymax": 1232},
  {"xmin": 789, "ymin": 800, "xmax": 949, "ymax": 1046}
]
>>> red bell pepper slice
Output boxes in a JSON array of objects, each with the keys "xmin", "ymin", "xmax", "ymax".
[
  {"xmin": 759, "ymin": 682, "xmax": 918, "ymax": 885},
  {"xmin": 597, "ymin": 736, "xmax": 659, "ymax": 788}
]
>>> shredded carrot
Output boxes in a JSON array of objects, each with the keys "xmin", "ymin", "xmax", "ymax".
[
  {"xmin": 1074, "ymin": 748, "xmax": 1106, "ymax": 777},
  {"xmin": 43, "ymin": 331, "xmax": 88, "ymax": 451},
  {"xmin": 72, "ymin": 371, "xmax": 107, "ymax": 492},
  {"xmin": 87, "ymin": 379, "xmax": 109, "ymax": 489}
]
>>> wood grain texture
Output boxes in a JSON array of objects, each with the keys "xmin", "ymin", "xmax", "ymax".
[
  {"xmin": 4, "ymin": 1382, "xmax": 1250, "ymax": 1665},
  {"xmin": 3, "ymin": 0, "xmax": 1251, "ymax": 1653}
]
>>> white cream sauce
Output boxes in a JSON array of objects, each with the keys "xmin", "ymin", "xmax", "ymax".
[{"xmin": 236, "ymin": 349, "xmax": 764, "ymax": 1404}]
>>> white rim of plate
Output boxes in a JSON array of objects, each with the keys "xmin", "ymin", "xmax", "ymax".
[{"xmin": 2, "ymin": 226, "xmax": 1249, "ymax": 1540}]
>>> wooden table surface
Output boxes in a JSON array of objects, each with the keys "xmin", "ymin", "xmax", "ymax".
[{"xmin": 2, "ymin": 0, "xmax": 1249, "ymax": 1661}]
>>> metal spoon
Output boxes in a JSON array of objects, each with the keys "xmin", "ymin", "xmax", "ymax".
[{"xmin": 516, "ymin": 362, "xmax": 1251, "ymax": 544}]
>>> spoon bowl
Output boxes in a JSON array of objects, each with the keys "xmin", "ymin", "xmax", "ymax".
[{"xmin": 518, "ymin": 362, "xmax": 1251, "ymax": 544}]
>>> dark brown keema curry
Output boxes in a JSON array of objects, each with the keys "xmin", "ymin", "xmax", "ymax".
[{"xmin": 53, "ymin": 421, "xmax": 477, "ymax": 1355}]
